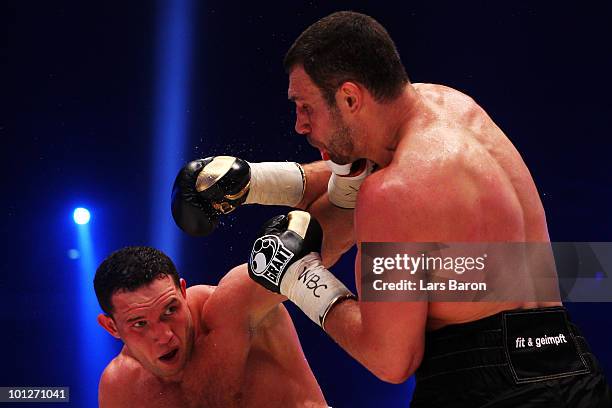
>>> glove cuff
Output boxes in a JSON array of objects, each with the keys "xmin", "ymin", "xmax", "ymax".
[
  {"xmin": 280, "ymin": 253, "xmax": 355, "ymax": 329},
  {"xmin": 245, "ymin": 162, "xmax": 305, "ymax": 207}
]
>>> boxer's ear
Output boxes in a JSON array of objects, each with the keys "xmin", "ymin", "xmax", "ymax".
[
  {"xmin": 336, "ymin": 81, "xmax": 362, "ymax": 114},
  {"xmin": 179, "ymin": 278, "xmax": 187, "ymax": 298},
  {"xmin": 98, "ymin": 314, "xmax": 121, "ymax": 339}
]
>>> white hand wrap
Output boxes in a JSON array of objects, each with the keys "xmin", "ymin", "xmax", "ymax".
[
  {"xmin": 324, "ymin": 160, "xmax": 352, "ymax": 176},
  {"xmin": 327, "ymin": 160, "xmax": 374, "ymax": 209},
  {"xmin": 280, "ymin": 253, "xmax": 355, "ymax": 329},
  {"xmin": 245, "ymin": 162, "xmax": 305, "ymax": 207}
]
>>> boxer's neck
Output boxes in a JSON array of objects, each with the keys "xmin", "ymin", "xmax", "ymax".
[{"xmin": 361, "ymin": 84, "xmax": 423, "ymax": 168}]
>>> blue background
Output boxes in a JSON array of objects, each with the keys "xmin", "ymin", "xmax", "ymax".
[{"xmin": 2, "ymin": 1, "xmax": 611, "ymax": 406}]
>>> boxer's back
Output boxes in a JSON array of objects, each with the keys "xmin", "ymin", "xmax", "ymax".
[
  {"xmin": 358, "ymin": 83, "xmax": 559, "ymax": 329},
  {"xmin": 410, "ymin": 83, "xmax": 549, "ymax": 240},
  {"xmin": 99, "ymin": 285, "xmax": 326, "ymax": 407}
]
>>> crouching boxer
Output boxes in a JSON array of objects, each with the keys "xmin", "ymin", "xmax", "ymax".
[{"xmin": 94, "ymin": 246, "xmax": 327, "ymax": 407}]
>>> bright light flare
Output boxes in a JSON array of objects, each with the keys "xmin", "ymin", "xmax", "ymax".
[{"xmin": 73, "ymin": 207, "xmax": 91, "ymax": 225}]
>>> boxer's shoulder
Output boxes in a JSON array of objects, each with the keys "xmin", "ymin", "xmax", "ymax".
[
  {"xmin": 355, "ymin": 167, "xmax": 416, "ymax": 240},
  {"xmin": 358, "ymin": 154, "xmax": 445, "ymax": 204},
  {"xmin": 414, "ymin": 83, "xmax": 491, "ymax": 136},
  {"xmin": 186, "ymin": 284, "xmax": 216, "ymax": 327},
  {"xmin": 187, "ymin": 284, "xmax": 215, "ymax": 307},
  {"xmin": 99, "ymin": 350, "xmax": 145, "ymax": 403},
  {"xmin": 414, "ymin": 82, "xmax": 478, "ymax": 109},
  {"xmin": 356, "ymin": 147, "xmax": 486, "ymax": 240}
]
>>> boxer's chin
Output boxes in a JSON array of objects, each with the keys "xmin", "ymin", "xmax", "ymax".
[
  {"xmin": 326, "ymin": 151, "xmax": 352, "ymax": 165},
  {"xmin": 305, "ymin": 135, "xmax": 316, "ymax": 148},
  {"xmin": 155, "ymin": 347, "xmax": 184, "ymax": 376}
]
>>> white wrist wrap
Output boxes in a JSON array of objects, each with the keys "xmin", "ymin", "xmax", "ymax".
[
  {"xmin": 280, "ymin": 253, "xmax": 355, "ymax": 329},
  {"xmin": 324, "ymin": 159, "xmax": 352, "ymax": 175},
  {"xmin": 327, "ymin": 160, "xmax": 374, "ymax": 209},
  {"xmin": 245, "ymin": 162, "xmax": 305, "ymax": 207}
]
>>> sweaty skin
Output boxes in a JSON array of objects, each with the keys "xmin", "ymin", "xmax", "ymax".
[
  {"xmin": 98, "ymin": 266, "xmax": 326, "ymax": 408},
  {"xmin": 356, "ymin": 82, "xmax": 560, "ymax": 327},
  {"xmin": 287, "ymin": 65, "xmax": 560, "ymax": 383}
]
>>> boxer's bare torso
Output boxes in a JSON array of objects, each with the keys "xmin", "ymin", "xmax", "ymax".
[
  {"xmin": 100, "ymin": 268, "xmax": 326, "ymax": 408},
  {"xmin": 356, "ymin": 83, "xmax": 561, "ymax": 330}
]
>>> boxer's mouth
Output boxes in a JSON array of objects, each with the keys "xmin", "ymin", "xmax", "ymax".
[{"xmin": 159, "ymin": 348, "xmax": 179, "ymax": 362}]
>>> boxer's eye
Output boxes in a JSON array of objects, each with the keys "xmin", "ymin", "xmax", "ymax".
[
  {"xmin": 132, "ymin": 320, "xmax": 147, "ymax": 328},
  {"xmin": 164, "ymin": 306, "xmax": 177, "ymax": 316}
]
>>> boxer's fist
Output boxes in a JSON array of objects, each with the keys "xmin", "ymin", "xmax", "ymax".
[
  {"xmin": 248, "ymin": 211, "xmax": 322, "ymax": 293},
  {"xmin": 171, "ymin": 156, "xmax": 251, "ymax": 236}
]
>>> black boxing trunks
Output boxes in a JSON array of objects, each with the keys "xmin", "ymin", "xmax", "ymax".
[{"xmin": 411, "ymin": 307, "xmax": 611, "ymax": 407}]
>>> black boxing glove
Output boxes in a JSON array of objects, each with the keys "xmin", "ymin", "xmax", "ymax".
[
  {"xmin": 171, "ymin": 156, "xmax": 251, "ymax": 236},
  {"xmin": 248, "ymin": 211, "xmax": 355, "ymax": 328},
  {"xmin": 248, "ymin": 211, "xmax": 323, "ymax": 292},
  {"xmin": 172, "ymin": 156, "xmax": 306, "ymax": 237}
]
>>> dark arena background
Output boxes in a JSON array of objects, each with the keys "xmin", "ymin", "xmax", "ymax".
[{"xmin": 2, "ymin": 1, "xmax": 611, "ymax": 406}]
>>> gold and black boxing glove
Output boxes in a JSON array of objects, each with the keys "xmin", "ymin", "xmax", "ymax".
[
  {"xmin": 171, "ymin": 156, "xmax": 251, "ymax": 236},
  {"xmin": 171, "ymin": 156, "xmax": 305, "ymax": 236}
]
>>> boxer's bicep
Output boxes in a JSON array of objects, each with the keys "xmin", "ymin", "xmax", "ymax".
[
  {"xmin": 361, "ymin": 300, "xmax": 427, "ymax": 380},
  {"xmin": 325, "ymin": 297, "xmax": 427, "ymax": 383},
  {"xmin": 326, "ymin": 179, "xmax": 431, "ymax": 382}
]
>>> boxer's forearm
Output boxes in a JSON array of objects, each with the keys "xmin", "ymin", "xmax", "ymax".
[
  {"xmin": 324, "ymin": 300, "xmax": 422, "ymax": 384},
  {"xmin": 296, "ymin": 161, "xmax": 332, "ymax": 209},
  {"xmin": 293, "ymin": 161, "xmax": 355, "ymax": 266},
  {"xmin": 306, "ymin": 194, "xmax": 355, "ymax": 267}
]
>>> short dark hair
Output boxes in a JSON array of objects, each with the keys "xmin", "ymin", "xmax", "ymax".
[
  {"xmin": 284, "ymin": 11, "xmax": 409, "ymax": 105},
  {"xmin": 94, "ymin": 246, "xmax": 180, "ymax": 315}
]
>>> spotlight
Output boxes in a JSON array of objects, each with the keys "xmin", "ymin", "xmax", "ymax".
[
  {"xmin": 67, "ymin": 249, "xmax": 80, "ymax": 259},
  {"xmin": 73, "ymin": 207, "xmax": 91, "ymax": 225}
]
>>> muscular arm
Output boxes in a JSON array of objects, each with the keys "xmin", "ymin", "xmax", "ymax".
[
  {"xmin": 297, "ymin": 161, "xmax": 356, "ymax": 267},
  {"xmin": 295, "ymin": 161, "xmax": 330, "ymax": 209},
  {"xmin": 322, "ymin": 175, "xmax": 430, "ymax": 383},
  {"xmin": 204, "ymin": 263, "xmax": 288, "ymax": 331},
  {"xmin": 193, "ymin": 264, "xmax": 289, "ymax": 407}
]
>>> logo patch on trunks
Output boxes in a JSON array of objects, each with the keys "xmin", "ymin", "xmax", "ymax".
[
  {"xmin": 502, "ymin": 308, "xmax": 590, "ymax": 383},
  {"xmin": 250, "ymin": 235, "xmax": 294, "ymax": 285}
]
